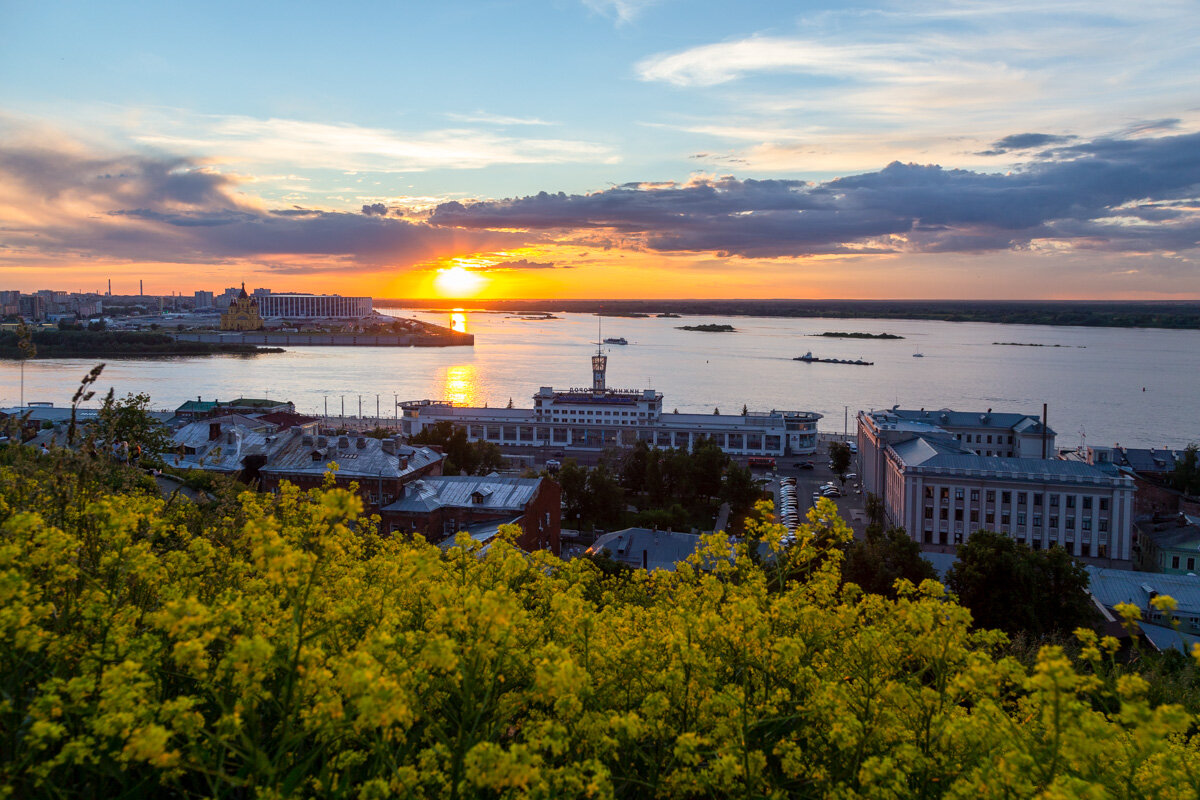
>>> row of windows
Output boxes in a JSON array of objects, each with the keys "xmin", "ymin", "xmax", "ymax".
[
  {"xmin": 1170, "ymin": 555, "xmax": 1197, "ymax": 571},
  {"xmin": 957, "ymin": 433, "xmax": 1015, "ymax": 445},
  {"xmin": 923, "ymin": 505, "xmax": 1110, "ymax": 531},
  {"xmin": 924, "ymin": 486, "xmax": 1109, "ymax": 511}
]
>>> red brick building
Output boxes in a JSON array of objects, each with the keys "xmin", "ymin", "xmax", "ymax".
[{"xmin": 380, "ymin": 475, "xmax": 561, "ymax": 555}]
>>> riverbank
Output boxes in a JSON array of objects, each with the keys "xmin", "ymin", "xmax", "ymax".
[
  {"xmin": 0, "ymin": 330, "xmax": 283, "ymax": 359},
  {"xmin": 172, "ymin": 330, "xmax": 474, "ymax": 347},
  {"xmin": 378, "ymin": 298, "xmax": 1200, "ymax": 330}
]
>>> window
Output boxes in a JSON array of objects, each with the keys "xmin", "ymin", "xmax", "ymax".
[
  {"xmin": 1033, "ymin": 514, "xmax": 1042, "ymax": 527},
  {"xmin": 987, "ymin": 490, "xmax": 996, "ymax": 503},
  {"xmin": 1001, "ymin": 513, "xmax": 1010, "ymax": 526},
  {"xmin": 1100, "ymin": 498, "xmax": 1109, "ymax": 511},
  {"xmin": 955, "ymin": 509, "xmax": 964, "ymax": 521},
  {"xmin": 925, "ymin": 486, "xmax": 934, "ymax": 499},
  {"xmin": 986, "ymin": 513, "xmax": 995, "ymax": 524},
  {"xmin": 987, "ymin": 435, "xmax": 993, "ymax": 444},
  {"xmin": 1082, "ymin": 519, "xmax": 1092, "ymax": 532},
  {"xmin": 955, "ymin": 487, "xmax": 964, "ymax": 499},
  {"xmin": 925, "ymin": 506, "xmax": 933, "ymax": 519},
  {"xmin": 940, "ymin": 508, "xmax": 949, "ymax": 520},
  {"xmin": 1066, "ymin": 496, "xmax": 1076, "ymax": 509},
  {"xmin": 1173, "ymin": 556, "xmax": 1181, "ymax": 569},
  {"xmin": 1098, "ymin": 544, "xmax": 1107, "ymax": 558},
  {"xmin": 1066, "ymin": 517, "xmax": 1075, "ymax": 530},
  {"xmin": 1018, "ymin": 493, "xmax": 1027, "ymax": 506},
  {"xmin": 1050, "ymin": 494, "xmax": 1060, "ymax": 507},
  {"xmin": 1099, "ymin": 519, "xmax": 1108, "ymax": 532},
  {"xmin": 1083, "ymin": 497, "xmax": 1092, "ymax": 510},
  {"xmin": 1190, "ymin": 558, "xmax": 1196, "ymax": 572},
  {"xmin": 1017, "ymin": 512, "xmax": 1026, "ymax": 525},
  {"xmin": 970, "ymin": 510, "xmax": 979, "ymax": 523},
  {"xmin": 940, "ymin": 487, "xmax": 950, "ymax": 500},
  {"xmin": 970, "ymin": 489, "xmax": 980, "ymax": 501},
  {"xmin": 1050, "ymin": 515, "xmax": 1058, "ymax": 528},
  {"xmin": 1002, "ymin": 491, "xmax": 1011, "ymax": 504}
]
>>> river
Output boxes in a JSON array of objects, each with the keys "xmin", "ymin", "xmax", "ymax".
[{"xmin": 3, "ymin": 310, "xmax": 1198, "ymax": 449}]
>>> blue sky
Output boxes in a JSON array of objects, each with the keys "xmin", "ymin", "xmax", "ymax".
[{"xmin": 1, "ymin": 0, "xmax": 1198, "ymax": 297}]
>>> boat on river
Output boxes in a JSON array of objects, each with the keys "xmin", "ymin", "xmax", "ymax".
[
  {"xmin": 794, "ymin": 352, "xmax": 873, "ymax": 366},
  {"xmin": 603, "ymin": 337, "xmax": 628, "ymax": 345}
]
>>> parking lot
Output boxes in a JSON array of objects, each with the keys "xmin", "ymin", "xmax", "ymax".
[{"xmin": 748, "ymin": 446, "xmax": 869, "ymax": 540}]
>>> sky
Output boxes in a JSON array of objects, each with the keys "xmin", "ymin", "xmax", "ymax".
[{"xmin": 1, "ymin": 0, "xmax": 1198, "ymax": 299}]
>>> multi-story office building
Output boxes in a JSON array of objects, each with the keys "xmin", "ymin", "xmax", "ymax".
[
  {"xmin": 194, "ymin": 290, "xmax": 215, "ymax": 308},
  {"xmin": 402, "ymin": 348, "xmax": 821, "ymax": 457},
  {"xmin": 256, "ymin": 293, "xmax": 373, "ymax": 319},
  {"xmin": 859, "ymin": 408, "xmax": 1135, "ymax": 566}
]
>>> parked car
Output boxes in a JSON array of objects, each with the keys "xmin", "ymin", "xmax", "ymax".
[
  {"xmin": 845, "ymin": 472, "xmax": 857, "ymax": 481},
  {"xmin": 793, "ymin": 461, "xmax": 815, "ymax": 470}
]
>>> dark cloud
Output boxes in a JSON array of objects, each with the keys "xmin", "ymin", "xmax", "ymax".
[
  {"xmin": 428, "ymin": 132, "xmax": 1200, "ymax": 258},
  {"xmin": 488, "ymin": 259, "xmax": 561, "ymax": 270},
  {"xmin": 1118, "ymin": 118, "xmax": 1181, "ymax": 137},
  {"xmin": 975, "ymin": 132, "xmax": 1076, "ymax": 156},
  {"xmin": 0, "ymin": 140, "xmax": 519, "ymax": 269}
]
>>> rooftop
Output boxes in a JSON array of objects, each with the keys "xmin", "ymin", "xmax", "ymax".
[
  {"xmin": 887, "ymin": 407, "xmax": 1055, "ymax": 436},
  {"xmin": 384, "ymin": 475, "xmax": 545, "ymax": 514},
  {"xmin": 588, "ymin": 528, "xmax": 702, "ymax": 571},
  {"xmin": 261, "ymin": 433, "xmax": 441, "ymax": 480}
]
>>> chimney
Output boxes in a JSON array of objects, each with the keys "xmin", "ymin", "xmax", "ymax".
[
  {"xmin": 382, "ymin": 438, "xmax": 396, "ymax": 455},
  {"xmin": 317, "ymin": 436, "xmax": 328, "ymax": 447},
  {"xmin": 400, "ymin": 456, "xmax": 409, "ymax": 470},
  {"xmin": 338, "ymin": 436, "xmax": 349, "ymax": 449},
  {"xmin": 356, "ymin": 437, "xmax": 366, "ymax": 449},
  {"xmin": 226, "ymin": 431, "xmax": 236, "ymax": 445},
  {"xmin": 302, "ymin": 434, "xmax": 314, "ymax": 446},
  {"xmin": 209, "ymin": 422, "xmax": 221, "ymax": 441}
]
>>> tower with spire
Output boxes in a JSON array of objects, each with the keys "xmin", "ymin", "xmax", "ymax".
[{"xmin": 591, "ymin": 314, "xmax": 607, "ymax": 393}]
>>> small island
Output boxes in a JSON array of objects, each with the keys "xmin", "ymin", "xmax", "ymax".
[
  {"xmin": 677, "ymin": 324, "xmax": 736, "ymax": 332},
  {"xmin": 656, "ymin": 312, "xmax": 682, "ymax": 318},
  {"xmin": 0, "ymin": 329, "xmax": 284, "ymax": 359},
  {"xmin": 993, "ymin": 342, "xmax": 1083, "ymax": 348},
  {"xmin": 814, "ymin": 331, "xmax": 904, "ymax": 340}
]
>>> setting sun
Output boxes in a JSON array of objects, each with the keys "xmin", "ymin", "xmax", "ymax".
[{"xmin": 433, "ymin": 266, "xmax": 486, "ymax": 297}]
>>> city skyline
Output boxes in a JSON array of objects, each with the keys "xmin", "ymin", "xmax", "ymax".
[{"xmin": 1, "ymin": 1, "xmax": 1199, "ymax": 299}]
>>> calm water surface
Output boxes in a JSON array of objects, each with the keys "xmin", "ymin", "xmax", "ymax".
[{"xmin": 3, "ymin": 310, "xmax": 1198, "ymax": 449}]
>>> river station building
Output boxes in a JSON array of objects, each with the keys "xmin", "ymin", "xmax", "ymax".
[{"xmin": 401, "ymin": 347, "xmax": 822, "ymax": 457}]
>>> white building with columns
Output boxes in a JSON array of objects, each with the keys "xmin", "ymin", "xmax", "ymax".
[{"xmin": 858, "ymin": 408, "xmax": 1135, "ymax": 567}]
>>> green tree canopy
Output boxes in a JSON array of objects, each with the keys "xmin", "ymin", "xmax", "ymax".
[{"xmin": 945, "ymin": 530, "xmax": 1096, "ymax": 636}]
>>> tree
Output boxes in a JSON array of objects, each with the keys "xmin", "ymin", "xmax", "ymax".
[
  {"xmin": 94, "ymin": 390, "xmax": 172, "ymax": 463},
  {"xmin": 585, "ymin": 462, "xmax": 624, "ymax": 529},
  {"xmin": 741, "ymin": 403, "xmax": 749, "ymax": 416},
  {"xmin": 557, "ymin": 458, "xmax": 588, "ymax": 528},
  {"xmin": 506, "ymin": 397, "xmax": 514, "ymax": 409},
  {"xmin": 1169, "ymin": 444, "xmax": 1200, "ymax": 496},
  {"xmin": 409, "ymin": 420, "xmax": 505, "ymax": 475},
  {"xmin": 843, "ymin": 526, "xmax": 937, "ymax": 598},
  {"xmin": 620, "ymin": 440, "xmax": 651, "ymax": 493},
  {"xmin": 945, "ymin": 530, "xmax": 1095, "ymax": 636},
  {"xmin": 690, "ymin": 436, "xmax": 729, "ymax": 498},
  {"xmin": 828, "ymin": 441, "xmax": 852, "ymax": 479},
  {"xmin": 719, "ymin": 462, "xmax": 760, "ymax": 520},
  {"xmin": 713, "ymin": 407, "xmax": 720, "ymax": 414}
]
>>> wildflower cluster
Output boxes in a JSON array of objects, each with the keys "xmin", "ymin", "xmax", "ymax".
[{"xmin": 2, "ymin": 453, "xmax": 1199, "ymax": 798}]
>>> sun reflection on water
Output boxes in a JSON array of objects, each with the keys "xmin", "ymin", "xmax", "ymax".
[
  {"xmin": 449, "ymin": 310, "xmax": 468, "ymax": 333},
  {"xmin": 441, "ymin": 364, "xmax": 480, "ymax": 406}
]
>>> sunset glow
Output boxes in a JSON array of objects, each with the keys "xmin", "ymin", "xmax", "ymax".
[{"xmin": 433, "ymin": 267, "xmax": 487, "ymax": 298}]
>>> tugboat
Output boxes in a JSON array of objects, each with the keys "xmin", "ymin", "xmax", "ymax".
[
  {"xmin": 603, "ymin": 337, "xmax": 628, "ymax": 345},
  {"xmin": 912, "ymin": 352, "xmax": 924, "ymax": 357}
]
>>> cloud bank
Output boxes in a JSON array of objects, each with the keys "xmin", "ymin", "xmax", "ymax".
[{"xmin": 429, "ymin": 132, "xmax": 1200, "ymax": 258}]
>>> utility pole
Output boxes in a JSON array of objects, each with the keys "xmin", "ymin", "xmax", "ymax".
[
  {"xmin": 324, "ymin": 396, "xmax": 328, "ymax": 419},
  {"xmin": 376, "ymin": 394, "xmax": 380, "ymax": 420},
  {"xmin": 844, "ymin": 406, "xmax": 848, "ymax": 437},
  {"xmin": 394, "ymin": 393, "xmax": 398, "ymax": 420},
  {"xmin": 341, "ymin": 395, "xmax": 344, "ymax": 419},
  {"xmin": 358, "ymin": 395, "xmax": 362, "ymax": 419}
]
